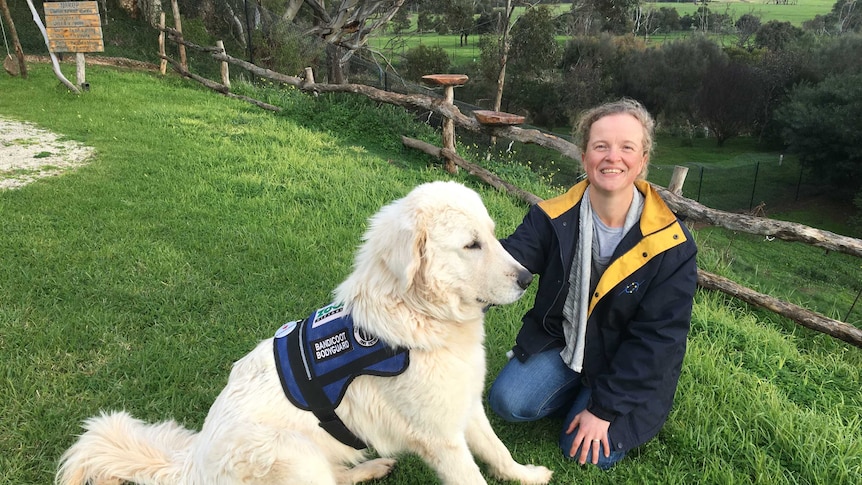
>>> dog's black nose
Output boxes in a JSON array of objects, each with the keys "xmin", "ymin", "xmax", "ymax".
[{"xmin": 517, "ymin": 269, "xmax": 533, "ymax": 290}]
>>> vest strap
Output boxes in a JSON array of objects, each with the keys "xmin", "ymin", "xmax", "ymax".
[
  {"xmin": 315, "ymin": 409, "xmax": 368, "ymax": 450},
  {"xmin": 282, "ymin": 315, "xmax": 368, "ymax": 450}
]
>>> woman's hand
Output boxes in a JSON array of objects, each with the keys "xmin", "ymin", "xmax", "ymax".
[{"xmin": 565, "ymin": 409, "xmax": 611, "ymax": 465}]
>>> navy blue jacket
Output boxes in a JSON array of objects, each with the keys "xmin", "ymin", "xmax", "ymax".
[{"xmin": 500, "ymin": 179, "xmax": 698, "ymax": 453}]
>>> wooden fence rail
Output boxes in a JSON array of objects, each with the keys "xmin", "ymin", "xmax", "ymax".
[{"xmin": 159, "ymin": 27, "xmax": 862, "ymax": 349}]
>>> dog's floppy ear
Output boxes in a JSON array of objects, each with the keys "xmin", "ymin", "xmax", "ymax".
[
  {"xmin": 367, "ymin": 199, "xmax": 427, "ymax": 292},
  {"xmin": 388, "ymin": 209, "xmax": 427, "ymax": 291}
]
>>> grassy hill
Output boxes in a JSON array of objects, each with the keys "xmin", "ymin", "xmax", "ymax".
[{"xmin": 1, "ymin": 62, "xmax": 860, "ymax": 484}]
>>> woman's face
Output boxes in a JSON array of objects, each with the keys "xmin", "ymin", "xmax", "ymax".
[{"xmin": 581, "ymin": 113, "xmax": 648, "ymax": 197}]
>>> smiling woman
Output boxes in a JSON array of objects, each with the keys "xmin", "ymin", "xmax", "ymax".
[{"xmin": 0, "ymin": 117, "xmax": 94, "ymax": 189}]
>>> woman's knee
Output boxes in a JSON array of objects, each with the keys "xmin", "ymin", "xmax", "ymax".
[{"xmin": 488, "ymin": 379, "xmax": 525, "ymax": 422}]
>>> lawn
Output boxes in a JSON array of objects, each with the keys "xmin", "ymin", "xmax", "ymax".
[{"xmin": 1, "ymin": 63, "xmax": 860, "ymax": 484}]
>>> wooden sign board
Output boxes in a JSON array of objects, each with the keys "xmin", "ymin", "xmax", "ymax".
[{"xmin": 45, "ymin": 2, "xmax": 104, "ymax": 53}]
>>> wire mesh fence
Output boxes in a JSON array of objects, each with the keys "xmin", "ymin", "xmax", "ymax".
[{"xmin": 649, "ymin": 159, "xmax": 829, "ymax": 213}]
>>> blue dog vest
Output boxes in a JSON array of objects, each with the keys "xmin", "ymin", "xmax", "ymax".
[{"xmin": 273, "ymin": 302, "xmax": 409, "ymax": 449}]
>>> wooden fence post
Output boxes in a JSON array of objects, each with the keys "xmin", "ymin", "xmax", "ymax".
[
  {"xmin": 216, "ymin": 40, "xmax": 229, "ymax": 89},
  {"xmin": 668, "ymin": 165, "xmax": 689, "ymax": 196},
  {"xmin": 170, "ymin": 0, "xmax": 186, "ymax": 71},
  {"xmin": 75, "ymin": 52, "xmax": 86, "ymax": 88},
  {"xmin": 158, "ymin": 12, "xmax": 166, "ymax": 75}
]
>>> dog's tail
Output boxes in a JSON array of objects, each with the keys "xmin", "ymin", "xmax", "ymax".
[{"xmin": 56, "ymin": 410, "xmax": 197, "ymax": 485}]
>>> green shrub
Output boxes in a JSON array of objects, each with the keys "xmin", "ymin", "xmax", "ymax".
[{"xmin": 400, "ymin": 44, "xmax": 451, "ymax": 81}]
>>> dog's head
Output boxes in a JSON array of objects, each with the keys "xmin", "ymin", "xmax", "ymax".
[{"xmin": 338, "ymin": 181, "xmax": 532, "ymax": 325}]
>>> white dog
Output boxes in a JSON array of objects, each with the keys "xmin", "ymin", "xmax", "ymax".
[{"xmin": 56, "ymin": 181, "xmax": 553, "ymax": 485}]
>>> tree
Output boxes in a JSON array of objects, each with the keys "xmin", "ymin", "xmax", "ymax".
[
  {"xmin": 633, "ymin": 5, "xmax": 658, "ymax": 39},
  {"xmin": 567, "ymin": 0, "xmax": 601, "ymax": 36},
  {"xmin": 0, "ymin": 0, "xmax": 27, "ymax": 77},
  {"xmin": 560, "ymin": 35, "xmax": 614, "ymax": 121},
  {"xmin": 803, "ymin": 14, "xmax": 831, "ymax": 34},
  {"xmin": 389, "ymin": 7, "xmax": 410, "ymax": 34},
  {"xmin": 807, "ymin": 35, "xmax": 862, "ymax": 79},
  {"xmin": 695, "ymin": 60, "xmax": 764, "ymax": 146},
  {"xmin": 654, "ymin": 7, "xmax": 680, "ymax": 33},
  {"xmin": 202, "ymin": 1, "xmax": 407, "ymax": 84},
  {"xmin": 755, "ymin": 20, "xmax": 803, "ymax": 51},
  {"xmin": 491, "ymin": 0, "xmax": 516, "ymax": 114},
  {"xmin": 138, "ymin": 0, "xmax": 164, "ymax": 27},
  {"xmin": 774, "ymin": 73, "xmax": 862, "ymax": 197},
  {"xmin": 440, "ymin": 0, "xmax": 474, "ymax": 45},
  {"xmin": 615, "ymin": 35, "xmax": 727, "ymax": 121},
  {"xmin": 832, "ymin": 0, "xmax": 862, "ymax": 33},
  {"xmin": 694, "ymin": 6, "xmax": 710, "ymax": 32},
  {"xmin": 487, "ymin": 4, "xmax": 563, "ymax": 126},
  {"xmin": 753, "ymin": 48, "xmax": 811, "ymax": 143},
  {"xmin": 416, "ymin": 11, "xmax": 435, "ymax": 32},
  {"xmin": 592, "ymin": 0, "xmax": 637, "ymax": 34},
  {"xmin": 735, "ymin": 13, "xmax": 761, "ymax": 49},
  {"xmin": 508, "ymin": 5, "xmax": 560, "ymax": 75},
  {"xmin": 474, "ymin": 10, "xmax": 497, "ymax": 34},
  {"xmin": 301, "ymin": 0, "xmax": 408, "ymax": 83}
]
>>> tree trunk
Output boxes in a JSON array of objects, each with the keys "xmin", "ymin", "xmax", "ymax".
[
  {"xmin": 492, "ymin": 0, "xmax": 514, "ymax": 113},
  {"xmin": 138, "ymin": 0, "xmax": 164, "ymax": 27},
  {"xmin": 220, "ymin": 0, "xmax": 246, "ymax": 48},
  {"xmin": 488, "ymin": 0, "xmax": 515, "ymax": 153},
  {"xmin": 0, "ymin": 0, "xmax": 28, "ymax": 78},
  {"xmin": 327, "ymin": 44, "xmax": 346, "ymax": 84}
]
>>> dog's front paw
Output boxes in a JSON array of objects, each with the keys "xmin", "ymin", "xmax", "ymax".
[
  {"xmin": 516, "ymin": 464, "xmax": 553, "ymax": 485},
  {"xmin": 347, "ymin": 457, "xmax": 397, "ymax": 482}
]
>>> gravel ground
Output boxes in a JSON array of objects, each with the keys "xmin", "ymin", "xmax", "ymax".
[{"xmin": 0, "ymin": 117, "xmax": 94, "ymax": 190}]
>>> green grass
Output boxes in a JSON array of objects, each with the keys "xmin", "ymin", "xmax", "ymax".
[
  {"xmin": 1, "ymin": 64, "xmax": 861, "ymax": 485},
  {"xmin": 369, "ymin": 32, "xmax": 485, "ymax": 67},
  {"xmin": 667, "ymin": 0, "xmax": 837, "ymax": 26}
]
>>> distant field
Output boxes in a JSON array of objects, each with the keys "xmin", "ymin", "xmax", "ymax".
[
  {"xmin": 370, "ymin": 1, "xmax": 836, "ymax": 66},
  {"xmin": 510, "ymin": 1, "xmax": 836, "ymax": 26},
  {"xmin": 665, "ymin": 0, "xmax": 836, "ymax": 25}
]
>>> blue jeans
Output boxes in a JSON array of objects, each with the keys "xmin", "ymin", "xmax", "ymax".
[{"xmin": 488, "ymin": 349, "xmax": 626, "ymax": 470}]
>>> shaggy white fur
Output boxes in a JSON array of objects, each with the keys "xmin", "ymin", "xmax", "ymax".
[{"xmin": 56, "ymin": 181, "xmax": 553, "ymax": 485}]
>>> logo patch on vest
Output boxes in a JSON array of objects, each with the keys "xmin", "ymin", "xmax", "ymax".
[
  {"xmin": 273, "ymin": 303, "xmax": 409, "ymax": 412},
  {"xmin": 312, "ymin": 302, "xmax": 345, "ymax": 328}
]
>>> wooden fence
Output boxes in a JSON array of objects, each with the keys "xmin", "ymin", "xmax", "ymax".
[{"xmin": 157, "ymin": 16, "xmax": 862, "ymax": 349}]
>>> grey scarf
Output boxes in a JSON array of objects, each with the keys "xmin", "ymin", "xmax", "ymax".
[{"xmin": 561, "ymin": 186, "xmax": 642, "ymax": 372}]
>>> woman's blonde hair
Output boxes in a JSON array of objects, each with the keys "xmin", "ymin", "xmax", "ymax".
[{"xmin": 574, "ymin": 98, "xmax": 655, "ymax": 180}]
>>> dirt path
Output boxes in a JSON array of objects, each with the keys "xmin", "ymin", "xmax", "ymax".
[{"xmin": 0, "ymin": 117, "xmax": 94, "ymax": 190}]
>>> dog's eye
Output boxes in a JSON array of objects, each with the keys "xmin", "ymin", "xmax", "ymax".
[{"xmin": 465, "ymin": 240, "xmax": 482, "ymax": 250}]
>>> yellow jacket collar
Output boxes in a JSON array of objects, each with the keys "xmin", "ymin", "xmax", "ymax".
[{"xmin": 538, "ymin": 179, "xmax": 677, "ymax": 236}]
